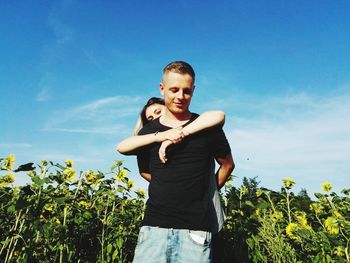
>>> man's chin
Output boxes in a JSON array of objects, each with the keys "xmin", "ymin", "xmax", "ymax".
[
  {"xmin": 175, "ymin": 104, "xmax": 188, "ymax": 110},
  {"xmin": 168, "ymin": 108, "xmax": 190, "ymax": 117},
  {"xmin": 171, "ymin": 107, "xmax": 186, "ymax": 113}
]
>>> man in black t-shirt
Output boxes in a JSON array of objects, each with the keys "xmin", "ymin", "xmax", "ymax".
[{"xmin": 133, "ymin": 61, "xmax": 234, "ymax": 263}]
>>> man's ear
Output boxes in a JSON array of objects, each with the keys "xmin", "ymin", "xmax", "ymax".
[{"xmin": 160, "ymin": 82, "xmax": 164, "ymax": 96}]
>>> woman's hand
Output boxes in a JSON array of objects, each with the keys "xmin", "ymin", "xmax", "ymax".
[
  {"xmin": 156, "ymin": 127, "xmax": 185, "ymax": 144},
  {"xmin": 158, "ymin": 140, "xmax": 173, "ymax": 163}
]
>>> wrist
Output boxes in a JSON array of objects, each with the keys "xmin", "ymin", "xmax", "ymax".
[
  {"xmin": 182, "ymin": 128, "xmax": 190, "ymax": 137},
  {"xmin": 154, "ymin": 131, "xmax": 163, "ymax": 142}
]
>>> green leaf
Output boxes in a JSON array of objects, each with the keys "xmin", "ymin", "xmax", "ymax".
[
  {"xmin": 116, "ymin": 238, "xmax": 123, "ymax": 249},
  {"xmin": 83, "ymin": 211, "xmax": 92, "ymax": 219},
  {"xmin": 42, "ymin": 223, "xmax": 51, "ymax": 236},
  {"xmin": 341, "ymin": 188, "xmax": 350, "ymax": 195},
  {"xmin": 117, "ymin": 186, "xmax": 125, "ymax": 193},
  {"xmin": 121, "ymin": 177, "xmax": 128, "ymax": 184},
  {"xmin": 314, "ymin": 193, "xmax": 324, "ymax": 200},
  {"xmin": 112, "ymin": 248, "xmax": 119, "ymax": 261},
  {"xmin": 244, "ymin": 200, "xmax": 255, "ymax": 207},
  {"xmin": 74, "ymin": 216, "xmax": 84, "ymax": 224},
  {"xmin": 55, "ymin": 163, "xmax": 66, "ymax": 170},
  {"xmin": 15, "ymin": 197, "xmax": 32, "ymax": 210},
  {"xmin": 14, "ymin": 162, "xmax": 35, "ymax": 172},
  {"xmin": 7, "ymin": 205, "xmax": 16, "ymax": 213},
  {"xmin": 31, "ymin": 176, "xmax": 42, "ymax": 185},
  {"xmin": 20, "ymin": 185, "xmax": 34, "ymax": 196},
  {"xmin": 54, "ymin": 197, "xmax": 68, "ymax": 204},
  {"xmin": 107, "ymin": 243, "xmax": 113, "ymax": 254},
  {"xmin": 115, "ymin": 160, "xmax": 124, "ymax": 166},
  {"xmin": 110, "ymin": 164, "xmax": 118, "ymax": 172}
]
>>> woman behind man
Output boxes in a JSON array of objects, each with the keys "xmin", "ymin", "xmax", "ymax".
[
  {"xmin": 117, "ymin": 97, "xmax": 226, "ymax": 234},
  {"xmin": 118, "ymin": 97, "xmax": 226, "ymax": 165}
]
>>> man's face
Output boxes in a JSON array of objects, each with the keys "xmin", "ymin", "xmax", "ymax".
[{"xmin": 160, "ymin": 71, "xmax": 194, "ymax": 116}]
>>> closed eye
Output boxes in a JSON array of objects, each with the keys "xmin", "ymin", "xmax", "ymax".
[
  {"xmin": 184, "ymin": 89, "xmax": 192, "ymax": 95},
  {"xmin": 170, "ymin": 88, "xmax": 179, "ymax": 93}
]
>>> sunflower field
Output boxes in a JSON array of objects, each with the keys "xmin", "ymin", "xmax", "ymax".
[
  {"xmin": 1, "ymin": 154, "xmax": 349, "ymax": 262},
  {"xmin": 0, "ymin": 154, "xmax": 144, "ymax": 262}
]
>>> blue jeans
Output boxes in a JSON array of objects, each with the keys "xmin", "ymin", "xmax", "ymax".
[{"xmin": 133, "ymin": 226, "xmax": 212, "ymax": 263}]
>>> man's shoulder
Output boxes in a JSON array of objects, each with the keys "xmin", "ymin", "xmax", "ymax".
[
  {"xmin": 187, "ymin": 112, "xmax": 225, "ymax": 134},
  {"xmin": 183, "ymin": 112, "xmax": 199, "ymax": 126},
  {"xmin": 191, "ymin": 112, "xmax": 199, "ymax": 119}
]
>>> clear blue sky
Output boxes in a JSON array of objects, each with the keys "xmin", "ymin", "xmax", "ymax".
[{"xmin": 1, "ymin": 0, "xmax": 350, "ymax": 195}]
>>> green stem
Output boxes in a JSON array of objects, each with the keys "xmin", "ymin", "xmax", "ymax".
[
  {"xmin": 4, "ymin": 210, "xmax": 22, "ymax": 263},
  {"xmin": 60, "ymin": 206, "xmax": 68, "ymax": 263},
  {"xmin": 286, "ymin": 189, "xmax": 292, "ymax": 224},
  {"xmin": 101, "ymin": 195, "xmax": 111, "ymax": 262},
  {"xmin": 35, "ymin": 231, "xmax": 40, "ymax": 244},
  {"xmin": 315, "ymin": 213, "xmax": 327, "ymax": 232},
  {"xmin": 326, "ymin": 196, "xmax": 336, "ymax": 210},
  {"xmin": 4, "ymin": 237, "xmax": 14, "ymax": 263},
  {"xmin": 0, "ymin": 236, "xmax": 10, "ymax": 256},
  {"xmin": 40, "ymin": 165, "xmax": 47, "ymax": 179},
  {"xmin": 73, "ymin": 172, "xmax": 83, "ymax": 200},
  {"xmin": 238, "ymin": 191, "xmax": 242, "ymax": 210},
  {"xmin": 265, "ymin": 193, "xmax": 276, "ymax": 213},
  {"xmin": 8, "ymin": 215, "xmax": 26, "ymax": 262},
  {"xmin": 340, "ymin": 228, "xmax": 350, "ymax": 262}
]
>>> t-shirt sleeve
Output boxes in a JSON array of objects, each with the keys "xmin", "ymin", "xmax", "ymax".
[
  {"xmin": 136, "ymin": 127, "xmax": 151, "ymax": 173},
  {"xmin": 208, "ymin": 125, "xmax": 231, "ymax": 159},
  {"xmin": 137, "ymin": 151, "xmax": 150, "ymax": 173}
]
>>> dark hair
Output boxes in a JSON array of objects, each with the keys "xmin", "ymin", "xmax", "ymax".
[
  {"xmin": 163, "ymin": 61, "xmax": 195, "ymax": 83},
  {"xmin": 140, "ymin": 97, "xmax": 165, "ymax": 126}
]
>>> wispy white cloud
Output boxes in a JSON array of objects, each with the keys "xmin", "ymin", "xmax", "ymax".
[
  {"xmin": 36, "ymin": 87, "xmax": 50, "ymax": 102},
  {"xmin": 225, "ymin": 91, "xmax": 350, "ymax": 193},
  {"xmin": 43, "ymin": 125, "xmax": 128, "ymax": 135},
  {"xmin": 48, "ymin": 6, "xmax": 74, "ymax": 46},
  {"xmin": 0, "ymin": 143, "xmax": 32, "ymax": 149},
  {"xmin": 82, "ymin": 49, "xmax": 105, "ymax": 72},
  {"xmin": 35, "ymin": 3, "xmax": 74, "ymax": 105},
  {"xmin": 74, "ymin": 97, "xmax": 133, "ymax": 111},
  {"xmin": 43, "ymin": 96, "xmax": 142, "ymax": 135}
]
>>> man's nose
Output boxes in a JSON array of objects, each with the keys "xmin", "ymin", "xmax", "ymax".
[{"xmin": 177, "ymin": 90, "xmax": 184, "ymax": 100}]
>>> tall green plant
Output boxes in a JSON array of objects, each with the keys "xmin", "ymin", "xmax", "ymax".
[
  {"xmin": 247, "ymin": 178, "xmax": 350, "ymax": 262},
  {"xmin": 0, "ymin": 155, "xmax": 145, "ymax": 262}
]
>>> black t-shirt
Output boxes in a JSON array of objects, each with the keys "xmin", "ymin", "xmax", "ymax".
[{"xmin": 137, "ymin": 113, "xmax": 231, "ymax": 231}]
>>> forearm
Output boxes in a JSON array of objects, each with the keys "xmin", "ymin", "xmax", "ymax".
[
  {"xmin": 183, "ymin": 111, "xmax": 225, "ymax": 135},
  {"xmin": 158, "ymin": 111, "xmax": 226, "ymax": 163},
  {"xmin": 117, "ymin": 134, "xmax": 158, "ymax": 155},
  {"xmin": 216, "ymin": 154, "xmax": 235, "ymax": 189},
  {"xmin": 117, "ymin": 128, "xmax": 185, "ymax": 155},
  {"xmin": 140, "ymin": 172, "xmax": 151, "ymax": 182}
]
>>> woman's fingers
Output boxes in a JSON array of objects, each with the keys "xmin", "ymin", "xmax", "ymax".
[
  {"xmin": 157, "ymin": 128, "xmax": 185, "ymax": 162},
  {"xmin": 159, "ymin": 140, "xmax": 172, "ymax": 163},
  {"xmin": 162, "ymin": 128, "xmax": 185, "ymax": 143},
  {"xmin": 159, "ymin": 149, "xmax": 167, "ymax": 163},
  {"xmin": 159, "ymin": 145, "xmax": 167, "ymax": 163}
]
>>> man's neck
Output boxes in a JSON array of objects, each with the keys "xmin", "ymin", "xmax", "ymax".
[{"xmin": 160, "ymin": 109, "xmax": 192, "ymax": 128}]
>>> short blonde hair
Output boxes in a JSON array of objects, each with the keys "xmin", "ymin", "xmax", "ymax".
[{"xmin": 162, "ymin": 61, "xmax": 195, "ymax": 83}]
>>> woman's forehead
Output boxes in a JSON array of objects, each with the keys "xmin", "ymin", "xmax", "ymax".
[{"xmin": 145, "ymin": 104, "xmax": 164, "ymax": 116}]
